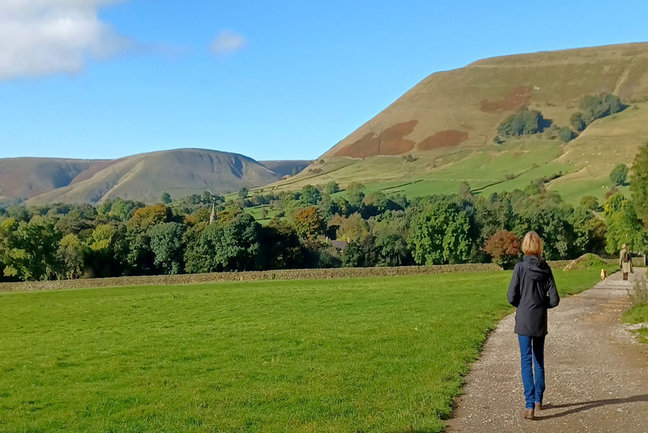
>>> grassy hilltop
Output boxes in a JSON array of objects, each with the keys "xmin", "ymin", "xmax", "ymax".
[{"xmin": 267, "ymin": 43, "xmax": 648, "ymax": 203}]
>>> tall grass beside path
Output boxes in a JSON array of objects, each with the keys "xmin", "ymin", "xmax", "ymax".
[{"xmin": 623, "ymin": 268, "xmax": 648, "ymax": 343}]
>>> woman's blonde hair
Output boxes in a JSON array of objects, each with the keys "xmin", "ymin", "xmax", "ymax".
[{"xmin": 522, "ymin": 231, "xmax": 543, "ymax": 256}]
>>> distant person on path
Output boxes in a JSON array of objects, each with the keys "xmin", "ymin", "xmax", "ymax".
[
  {"xmin": 507, "ymin": 231, "xmax": 560, "ymax": 420},
  {"xmin": 619, "ymin": 244, "xmax": 633, "ymax": 281}
]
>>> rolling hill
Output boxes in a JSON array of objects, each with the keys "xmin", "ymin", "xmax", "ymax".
[
  {"xmin": 21, "ymin": 149, "xmax": 284, "ymax": 205},
  {"xmin": 0, "ymin": 158, "xmax": 104, "ymax": 204},
  {"xmin": 268, "ymin": 43, "xmax": 648, "ymax": 203},
  {"xmin": 0, "ymin": 149, "xmax": 316, "ymax": 205}
]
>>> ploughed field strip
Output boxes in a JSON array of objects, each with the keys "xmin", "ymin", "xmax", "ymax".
[
  {"xmin": 0, "ymin": 270, "xmax": 602, "ymax": 433},
  {"xmin": 446, "ymin": 270, "xmax": 648, "ymax": 433}
]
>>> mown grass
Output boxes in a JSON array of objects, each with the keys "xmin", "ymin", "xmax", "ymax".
[{"xmin": 0, "ymin": 269, "xmax": 601, "ymax": 432}]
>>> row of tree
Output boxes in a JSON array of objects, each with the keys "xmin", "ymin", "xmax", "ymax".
[{"xmin": 1, "ymin": 144, "xmax": 648, "ymax": 282}]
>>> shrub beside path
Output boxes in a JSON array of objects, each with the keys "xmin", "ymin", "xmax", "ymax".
[{"xmin": 446, "ymin": 269, "xmax": 648, "ymax": 432}]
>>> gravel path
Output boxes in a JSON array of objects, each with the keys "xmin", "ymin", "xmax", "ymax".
[{"xmin": 445, "ymin": 270, "xmax": 648, "ymax": 433}]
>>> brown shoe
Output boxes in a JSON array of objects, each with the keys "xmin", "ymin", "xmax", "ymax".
[
  {"xmin": 524, "ymin": 409, "xmax": 534, "ymax": 420},
  {"xmin": 535, "ymin": 403, "xmax": 542, "ymax": 411}
]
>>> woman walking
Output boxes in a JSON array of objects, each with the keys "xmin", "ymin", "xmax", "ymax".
[{"xmin": 507, "ymin": 231, "xmax": 560, "ymax": 420}]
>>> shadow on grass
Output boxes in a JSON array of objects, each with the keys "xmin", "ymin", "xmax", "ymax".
[{"xmin": 536, "ymin": 394, "xmax": 648, "ymax": 420}]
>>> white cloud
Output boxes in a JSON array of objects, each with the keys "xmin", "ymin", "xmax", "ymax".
[
  {"xmin": 0, "ymin": 0, "xmax": 131, "ymax": 80},
  {"xmin": 211, "ymin": 30, "xmax": 247, "ymax": 57}
]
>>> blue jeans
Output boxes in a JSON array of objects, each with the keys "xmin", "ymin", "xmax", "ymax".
[{"xmin": 518, "ymin": 335, "xmax": 545, "ymax": 409}]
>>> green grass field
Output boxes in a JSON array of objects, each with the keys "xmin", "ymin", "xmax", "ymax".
[{"xmin": 0, "ymin": 269, "xmax": 603, "ymax": 432}]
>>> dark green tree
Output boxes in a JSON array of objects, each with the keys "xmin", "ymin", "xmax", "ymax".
[
  {"xmin": 497, "ymin": 107, "xmax": 549, "ymax": 137},
  {"xmin": 1, "ymin": 216, "xmax": 62, "ymax": 281},
  {"xmin": 558, "ymin": 127, "xmax": 576, "ymax": 143},
  {"xmin": 346, "ymin": 182, "xmax": 365, "ymax": 210},
  {"xmin": 371, "ymin": 217, "xmax": 410, "ymax": 266},
  {"xmin": 604, "ymin": 192, "xmax": 648, "ymax": 253},
  {"xmin": 570, "ymin": 112, "xmax": 586, "ymax": 132},
  {"xmin": 260, "ymin": 219, "xmax": 304, "ymax": 269},
  {"xmin": 610, "ymin": 164, "xmax": 629, "ymax": 186},
  {"xmin": 630, "ymin": 142, "xmax": 648, "ymax": 227},
  {"xmin": 579, "ymin": 93, "xmax": 626, "ymax": 125},
  {"xmin": 580, "ymin": 195, "xmax": 600, "ymax": 211},
  {"xmin": 160, "ymin": 192, "xmax": 172, "ymax": 204},
  {"xmin": 149, "ymin": 222, "xmax": 186, "ymax": 274},
  {"xmin": 408, "ymin": 201, "xmax": 471, "ymax": 265},
  {"xmin": 325, "ymin": 181, "xmax": 340, "ymax": 194},
  {"xmin": 300, "ymin": 185, "xmax": 322, "ymax": 206},
  {"xmin": 218, "ymin": 213, "xmax": 262, "ymax": 270},
  {"xmin": 57, "ymin": 233, "xmax": 87, "ymax": 279},
  {"xmin": 570, "ymin": 207, "xmax": 606, "ymax": 255},
  {"xmin": 341, "ymin": 236, "xmax": 377, "ymax": 268}
]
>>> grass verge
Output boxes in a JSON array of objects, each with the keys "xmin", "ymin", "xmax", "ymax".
[
  {"xmin": 622, "ymin": 269, "xmax": 648, "ymax": 344},
  {"xmin": 0, "ymin": 269, "xmax": 601, "ymax": 432}
]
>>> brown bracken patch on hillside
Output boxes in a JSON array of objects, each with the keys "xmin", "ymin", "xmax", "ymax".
[
  {"xmin": 336, "ymin": 133, "xmax": 380, "ymax": 158},
  {"xmin": 418, "ymin": 130, "xmax": 469, "ymax": 150},
  {"xmin": 479, "ymin": 86, "xmax": 532, "ymax": 113},
  {"xmin": 336, "ymin": 121, "xmax": 417, "ymax": 158},
  {"xmin": 380, "ymin": 120, "xmax": 418, "ymax": 141}
]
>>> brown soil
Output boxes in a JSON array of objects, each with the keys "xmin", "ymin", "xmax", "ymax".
[
  {"xmin": 480, "ymin": 86, "xmax": 533, "ymax": 113},
  {"xmin": 418, "ymin": 130, "xmax": 469, "ymax": 150},
  {"xmin": 335, "ymin": 121, "xmax": 417, "ymax": 158},
  {"xmin": 446, "ymin": 270, "xmax": 648, "ymax": 433}
]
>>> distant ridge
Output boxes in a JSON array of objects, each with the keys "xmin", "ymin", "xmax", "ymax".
[
  {"xmin": 21, "ymin": 149, "xmax": 281, "ymax": 204},
  {"xmin": 0, "ymin": 158, "xmax": 104, "ymax": 203},
  {"xmin": 0, "ymin": 150, "xmax": 309, "ymax": 205}
]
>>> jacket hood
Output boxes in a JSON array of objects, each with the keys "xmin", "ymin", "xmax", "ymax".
[{"xmin": 523, "ymin": 255, "xmax": 552, "ymax": 281}]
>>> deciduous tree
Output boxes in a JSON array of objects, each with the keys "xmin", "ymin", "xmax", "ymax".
[{"xmin": 483, "ymin": 230, "xmax": 520, "ymax": 268}]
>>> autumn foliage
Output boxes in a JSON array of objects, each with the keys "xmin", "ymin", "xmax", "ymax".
[{"xmin": 483, "ymin": 230, "xmax": 521, "ymax": 268}]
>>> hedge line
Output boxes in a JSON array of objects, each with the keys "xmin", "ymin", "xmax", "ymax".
[{"xmin": 0, "ymin": 264, "xmax": 503, "ymax": 293}]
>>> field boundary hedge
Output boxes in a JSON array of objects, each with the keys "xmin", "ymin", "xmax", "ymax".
[{"xmin": 0, "ymin": 264, "xmax": 503, "ymax": 293}]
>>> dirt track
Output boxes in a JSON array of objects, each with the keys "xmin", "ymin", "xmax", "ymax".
[{"xmin": 446, "ymin": 270, "xmax": 648, "ymax": 433}]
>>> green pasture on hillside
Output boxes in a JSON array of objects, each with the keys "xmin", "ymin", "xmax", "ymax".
[{"xmin": 0, "ymin": 269, "xmax": 603, "ymax": 432}]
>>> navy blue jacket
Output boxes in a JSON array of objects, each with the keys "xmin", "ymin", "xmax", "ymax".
[{"xmin": 507, "ymin": 255, "xmax": 560, "ymax": 337}]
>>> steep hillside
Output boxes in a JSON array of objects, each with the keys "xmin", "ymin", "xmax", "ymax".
[
  {"xmin": 0, "ymin": 158, "xmax": 103, "ymax": 202},
  {"xmin": 270, "ymin": 43, "xmax": 648, "ymax": 202},
  {"xmin": 26, "ymin": 149, "xmax": 281, "ymax": 205}
]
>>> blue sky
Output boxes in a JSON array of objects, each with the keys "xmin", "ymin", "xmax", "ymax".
[{"xmin": 0, "ymin": 1, "xmax": 646, "ymax": 161}]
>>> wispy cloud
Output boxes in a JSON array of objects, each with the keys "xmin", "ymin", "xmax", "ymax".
[
  {"xmin": 211, "ymin": 30, "xmax": 247, "ymax": 57},
  {"xmin": 0, "ymin": 0, "xmax": 132, "ymax": 81}
]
